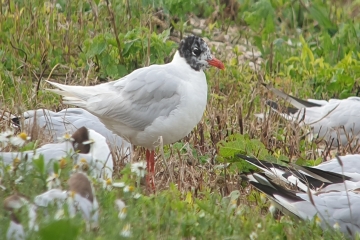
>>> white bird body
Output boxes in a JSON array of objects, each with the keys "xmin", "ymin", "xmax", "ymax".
[
  {"xmin": 47, "ymin": 52, "xmax": 208, "ymax": 149},
  {"xmin": 313, "ymin": 154, "xmax": 360, "ymax": 181},
  {"xmin": 284, "ymin": 98, "xmax": 360, "ymax": 146},
  {"xmin": 0, "ymin": 128, "xmax": 113, "ymax": 179},
  {"xmin": 246, "ymin": 172, "xmax": 360, "ymax": 237},
  {"xmin": 19, "ymin": 108, "xmax": 131, "ymax": 152},
  {"xmin": 263, "ymin": 84, "xmax": 360, "ymax": 146},
  {"xmin": 275, "ymin": 188, "xmax": 360, "ymax": 235}
]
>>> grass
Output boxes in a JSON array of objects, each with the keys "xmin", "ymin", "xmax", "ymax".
[{"xmin": 1, "ymin": 0, "xmax": 360, "ymax": 239}]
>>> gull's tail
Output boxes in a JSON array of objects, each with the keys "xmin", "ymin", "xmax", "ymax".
[{"xmin": 46, "ymin": 81, "xmax": 95, "ymax": 107}]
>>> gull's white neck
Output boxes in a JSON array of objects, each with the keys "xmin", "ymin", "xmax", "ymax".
[{"xmin": 170, "ymin": 51, "xmax": 203, "ymax": 72}]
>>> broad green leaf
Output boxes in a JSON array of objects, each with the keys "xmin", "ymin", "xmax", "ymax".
[
  {"xmin": 53, "ymin": 161, "xmax": 60, "ymax": 175},
  {"xmin": 86, "ymin": 38, "xmax": 107, "ymax": 58},
  {"xmin": 33, "ymin": 154, "xmax": 45, "ymax": 175},
  {"xmin": 106, "ymin": 64, "xmax": 118, "ymax": 78},
  {"xmin": 39, "ymin": 219, "xmax": 81, "ymax": 240},
  {"xmin": 244, "ymin": 0, "xmax": 275, "ymax": 35},
  {"xmin": 308, "ymin": 5, "xmax": 338, "ymax": 36}
]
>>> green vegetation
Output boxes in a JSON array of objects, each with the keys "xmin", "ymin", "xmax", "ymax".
[{"xmin": 1, "ymin": 0, "xmax": 360, "ymax": 239}]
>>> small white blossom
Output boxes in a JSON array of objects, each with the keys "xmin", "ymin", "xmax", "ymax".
[
  {"xmin": 28, "ymin": 204, "xmax": 38, "ymax": 231},
  {"xmin": 112, "ymin": 182, "xmax": 126, "ymax": 188},
  {"xmin": 249, "ymin": 231, "xmax": 258, "ymax": 240},
  {"xmin": 259, "ymin": 193, "xmax": 267, "ymax": 204},
  {"xmin": 333, "ymin": 222, "xmax": 340, "ymax": 230},
  {"xmin": 58, "ymin": 133, "xmax": 74, "ymax": 142},
  {"xmin": 54, "ymin": 209, "xmax": 65, "ymax": 220},
  {"xmin": 102, "ymin": 179, "xmax": 126, "ymax": 191},
  {"xmin": 77, "ymin": 158, "xmax": 89, "ymax": 172},
  {"xmin": 0, "ymin": 130, "xmax": 14, "ymax": 147},
  {"xmin": 123, "ymin": 185, "xmax": 134, "ymax": 193},
  {"xmin": 34, "ymin": 189, "xmax": 67, "ymax": 207},
  {"xmin": 102, "ymin": 178, "xmax": 113, "ymax": 191},
  {"xmin": 10, "ymin": 132, "xmax": 30, "ymax": 147},
  {"xmin": 315, "ymin": 215, "xmax": 322, "ymax": 226},
  {"xmin": 6, "ymin": 220, "xmax": 25, "ymax": 240},
  {"xmin": 131, "ymin": 161, "xmax": 147, "ymax": 178},
  {"xmin": 8, "ymin": 158, "xmax": 21, "ymax": 173},
  {"xmin": 120, "ymin": 224, "xmax": 132, "ymax": 238},
  {"xmin": 55, "ymin": 3, "xmax": 62, "ymax": 10},
  {"xmin": 269, "ymin": 204, "xmax": 276, "ymax": 216},
  {"xmin": 235, "ymin": 205, "xmax": 246, "ymax": 216},
  {"xmin": 118, "ymin": 208, "xmax": 127, "ymax": 220},
  {"xmin": 46, "ymin": 173, "xmax": 61, "ymax": 190},
  {"xmin": 115, "ymin": 199, "xmax": 127, "ymax": 220},
  {"xmin": 229, "ymin": 199, "xmax": 237, "ymax": 210},
  {"xmin": 133, "ymin": 193, "xmax": 141, "ymax": 199},
  {"xmin": 14, "ymin": 176, "xmax": 23, "ymax": 185},
  {"xmin": 0, "ymin": 183, "xmax": 5, "ymax": 190}
]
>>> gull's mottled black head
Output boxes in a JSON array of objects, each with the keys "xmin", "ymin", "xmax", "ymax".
[
  {"xmin": 178, "ymin": 35, "xmax": 212, "ymax": 71},
  {"xmin": 71, "ymin": 126, "xmax": 90, "ymax": 154}
]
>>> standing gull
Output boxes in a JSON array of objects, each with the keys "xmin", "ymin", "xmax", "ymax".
[{"xmin": 46, "ymin": 35, "xmax": 225, "ymax": 187}]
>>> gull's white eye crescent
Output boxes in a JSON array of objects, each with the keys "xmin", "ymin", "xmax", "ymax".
[{"xmin": 192, "ymin": 47, "xmax": 201, "ymax": 56}]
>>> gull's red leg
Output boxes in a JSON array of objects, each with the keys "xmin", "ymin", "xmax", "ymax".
[
  {"xmin": 146, "ymin": 149, "xmax": 155, "ymax": 190},
  {"xmin": 149, "ymin": 150, "xmax": 155, "ymax": 176}
]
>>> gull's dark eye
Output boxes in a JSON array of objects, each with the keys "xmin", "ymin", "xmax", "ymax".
[{"xmin": 192, "ymin": 47, "xmax": 201, "ymax": 56}]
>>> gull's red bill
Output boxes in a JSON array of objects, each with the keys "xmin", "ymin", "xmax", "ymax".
[{"xmin": 207, "ymin": 58, "xmax": 225, "ymax": 70}]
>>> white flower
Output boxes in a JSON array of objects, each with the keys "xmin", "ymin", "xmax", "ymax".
[
  {"xmin": 229, "ymin": 199, "xmax": 237, "ymax": 210},
  {"xmin": 34, "ymin": 189, "xmax": 67, "ymax": 207},
  {"xmin": 133, "ymin": 193, "xmax": 141, "ymax": 199},
  {"xmin": 14, "ymin": 176, "xmax": 23, "ymax": 184},
  {"xmin": 249, "ymin": 231, "xmax": 258, "ymax": 240},
  {"xmin": 0, "ymin": 184, "xmax": 5, "ymax": 190},
  {"xmin": 112, "ymin": 182, "xmax": 126, "ymax": 188},
  {"xmin": 115, "ymin": 199, "xmax": 127, "ymax": 220},
  {"xmin": 123, "ymin": 185, "xmax": 134, "ymax": 193},
  {"xmin": 120, "ymin": 224, "xmax": 132, "ymax": 238},
  {"xmin": 333, "ymin": 222, "xmax": 340, "ymax": 230},
  {"xmin": 198, "ymin": 211, "xmax": 205, "ymax": 218},
  {"xmin": 102, "ymin": 178, "xmax": 113, "ymax": 191},
  {"xmin": 235, "ymin": 205, "xmax": 246, "ymax": 216},
  {"xmin": 102, "ymin": 179, "xmax": 127, "ymax": 191},
  {"xmin": 115, "ymin": 199, "xmax": 126, "ymax": 210},
  {"xmin": 118, "ymin": 208, "xmax": 127, "ymax": 220},
  {"xmin": 259, "ymin": 193, "xmax": 267, "ymax": 204},
  {"xmin": 268, "ymin": 204, "xmax": 276, "ymax": 216},
  {"xmin": 9, "ymin": 158, "xmax": 21, "ymax": 172},
  {"xmin": 58, "ymin": 133, "xmax": 74, "ymax": 142},
  {"xmin": 6, "ymin": 219, "xmax": 25, "ymax": 240},
  {"xmin": 10, "ymin": 132, "xmax": 30, "ymax": 147},
  {"xmin": 78, "ymin": 158, "xmax": 89, "ymax": 172},
  {"xmin": 46, "ymin": 173, "xmax": 61, "ymax": 190},
  {"xmin": 55, "ymin": 3, "xmax": 62, "ymax": 10},
  {"xmin": 315, "ymin": 215, "xmax": 322, "ymax": 226},
  {"xmin": 28, "ymin": 204, "xmax": 38, "ymax": 231},
  {"xmin": 55, "ymin": 209, "xmax": 65, "ymax": 220},
  {"xmin": 0, "ymin": 130, "xmax": 14, "ymax": 146},
  {"xmin": 256, "ymin": 223, "xmax": 262, "ymax": 229},
  {"xmin": 131, "ymin": 161, "xmax": 147, "ymax": 178}
]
